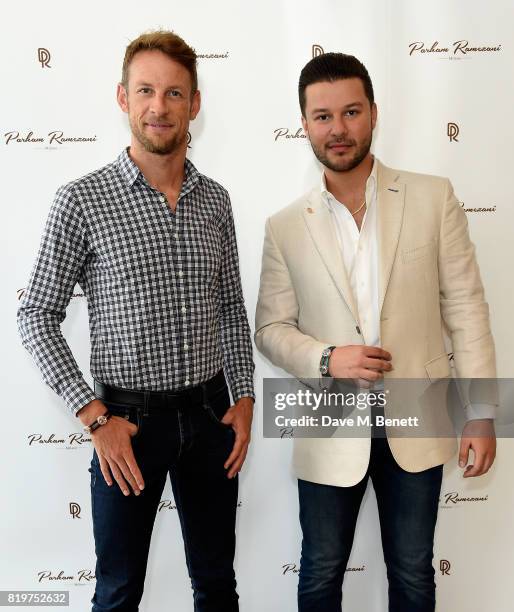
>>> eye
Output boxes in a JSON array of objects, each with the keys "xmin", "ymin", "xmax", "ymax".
[
  {"xmin": 137, "ymin": 87, "xmax": 152, "ymax": 95},
  {"xmin": 315, "ymin": 114, "xmax": 330, "ymax": 121},
  {"xmin": 167, "ymin": 89, "xmax": 183, "ymax": 98},
  {"xmin": 345, "ymin": 109, "xmax": 359, "ymax": 117}
]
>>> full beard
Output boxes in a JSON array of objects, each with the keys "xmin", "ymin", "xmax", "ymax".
[{"xmin": 310, "ymin": 133, "xmax": 372, "ymax": 173}]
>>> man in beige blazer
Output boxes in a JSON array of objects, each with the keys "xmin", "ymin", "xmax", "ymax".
[{"xmin": 255, "ymin": 53, "xmax": 496, "ymax": 612}]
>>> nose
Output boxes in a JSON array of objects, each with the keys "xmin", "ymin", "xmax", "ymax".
[
  {"xmin": 149, "ymin": 93, "xmax": 168, "ymax": 117},
  {"xmin": 330, "ymin": 115, "xmax": 348, "ymax": 137}
]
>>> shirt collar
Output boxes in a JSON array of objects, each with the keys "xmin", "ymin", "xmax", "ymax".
[
  {"xmin": 116, "ymin": 148, "xmax": 140, "ymax": 186},
  {"xmin": 320, "ymin": 156, "xmax": 378, "ymax": 209},
  {"xmin": 180, "ymin": 156, "xmax": 200, "ymax": 199},
  {"xmin": 115, "ymin": 148, "xmax": 201, "ymax": 195}
]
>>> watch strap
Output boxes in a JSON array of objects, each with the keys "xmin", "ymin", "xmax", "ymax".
[{"xmin": 84, "ymin": 412, "xmax": 111, "ymax": 434}]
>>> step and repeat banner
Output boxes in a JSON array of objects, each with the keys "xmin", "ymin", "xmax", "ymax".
[{"xmin": 2, "ymin": 1, "xmax": 513, "ymax": 610}]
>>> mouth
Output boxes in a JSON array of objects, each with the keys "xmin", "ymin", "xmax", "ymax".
[
  {"xmin": 327, "ymin": 142, "xmax": 353, "ymax": 152},
  {"xmin": 145, "ymin": 122, "xmax": 173, "ymax": 132}
]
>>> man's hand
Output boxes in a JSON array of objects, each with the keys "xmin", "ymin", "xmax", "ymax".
[
  {"xmin": 328, "ymin": 345, "xmax": 393, "ymax": 385},
  {"xmin": 221, "ymin": 396, "xmax": 254, "ymax": 479},
  {"xmin": 459, "ymin": 419, "xmax": 496, "ymax": 478},
  {"xmin": 78, "ymin": 399, "xmax": 145, "ymax": 496}
]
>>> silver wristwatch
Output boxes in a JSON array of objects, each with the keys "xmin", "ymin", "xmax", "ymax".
[{"xmin": 320, "ymin": 346, "xmax": 336, "ymax": 377}]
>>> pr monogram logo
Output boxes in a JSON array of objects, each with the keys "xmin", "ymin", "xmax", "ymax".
[
  {"xmin": 37, "ymin": 48, "xmax": 51, "ymax": 68},
  {"xmin": 312, "ymin": 44, "xmax": 324, "ymax": 58},
  {"xmin": 69, "ymin": 502, "xmax": 81, "ymax": 519},
  {"xmin": 447, "ymin": 123, "xmax": 459, "ymax": 142}
]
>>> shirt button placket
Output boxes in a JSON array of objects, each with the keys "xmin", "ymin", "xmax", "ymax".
[{"xmin": 175, "ymin": 222, "xmax": 190, "ymax": 388}]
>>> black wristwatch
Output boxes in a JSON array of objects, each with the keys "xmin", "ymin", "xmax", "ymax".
[{"xmin": 320, "ymin": 346, "xmax": 336, "ymax": 377}]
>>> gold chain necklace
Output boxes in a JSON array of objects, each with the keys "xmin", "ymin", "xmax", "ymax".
[{"xmin": 351, "ymin": 199, "xmax": 366, "ymax": 216}]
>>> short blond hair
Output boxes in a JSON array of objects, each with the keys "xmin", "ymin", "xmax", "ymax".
[{"xmin": 121, "ymin": 30, "xmax": 198, "ymax": 93}]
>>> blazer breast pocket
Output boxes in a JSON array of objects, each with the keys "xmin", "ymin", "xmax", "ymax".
[{"xmin": 402, "ymin": 241, "xmax": 435, "ymax": 264}]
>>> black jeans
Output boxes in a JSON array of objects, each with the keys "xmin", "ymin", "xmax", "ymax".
[
  {"xmin": 89, "ymin": 379, "xmax": 239, "ymax": 612},
  {"xmin": 298, "ymin": 437, "xmax": 443, "ymax": 612}
]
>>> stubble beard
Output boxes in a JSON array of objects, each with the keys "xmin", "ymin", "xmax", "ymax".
[
  {"xmin": 310, "ymin": 132, "xmax": 372, "ymax": 173},
  {"xmin": 130, "ymin": 116, "xmax": 186, "ymax": 156}
]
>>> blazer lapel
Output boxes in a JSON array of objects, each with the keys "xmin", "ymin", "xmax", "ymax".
[
  {"xmin": 377, "ymin": 162, "xmax": 406, "ymax": 314},
  {"xmin": 302, "ymin": 189, "xmax": 360, "ymax": 323}
]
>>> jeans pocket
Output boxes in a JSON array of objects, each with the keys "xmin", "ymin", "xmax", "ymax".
[
  {"xmin": 88, "ymin": 462, "xmax": 97, "ymax": 488},
  {"xmin": 102, "ymin": 401, "xmax": 142, "ymax": 439},
  {"xmin": 204, "ymin": 385, "xmax": 232, "ymax": 429}
]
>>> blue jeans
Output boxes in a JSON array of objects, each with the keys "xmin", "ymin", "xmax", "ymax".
[
  {"xmin": 89, "ymin": 380, "xmax": 239, "ymax": 612},
  {"xmin": 298, "ymin": 437, "xmax": 443, "ymax": 612}
]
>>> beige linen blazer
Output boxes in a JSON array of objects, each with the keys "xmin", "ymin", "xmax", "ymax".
[{"xmin": 255, "ymin": 161, "xmax": 496, "ymax": 487}]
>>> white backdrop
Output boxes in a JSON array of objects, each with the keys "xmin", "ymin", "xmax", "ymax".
[{"xmin": 2, "ymin": 1, "xmax": 514, "ymax": 610}]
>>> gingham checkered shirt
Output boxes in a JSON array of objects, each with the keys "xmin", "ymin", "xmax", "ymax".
[{"xmin": 18, "ymin": 149, "xmax": 255, "ymax": 414}]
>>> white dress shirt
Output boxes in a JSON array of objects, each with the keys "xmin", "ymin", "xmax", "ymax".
[{"xmin": 321, "ymin": 158, "xmax": 380, "ymax": 349}]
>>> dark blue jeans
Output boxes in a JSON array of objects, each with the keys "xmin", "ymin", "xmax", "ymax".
[
  {"xmin": 89, "ymin": 381, "xmax": 239, "ymax": 612},
  {"xmin": 298, "ymin": 437, "xmax": 443, "ymax": 612}
]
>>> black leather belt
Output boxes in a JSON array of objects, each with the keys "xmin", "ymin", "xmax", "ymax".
[{"xmin": 94, "ymin": 370, "xmax": 226, "ymax": 409}]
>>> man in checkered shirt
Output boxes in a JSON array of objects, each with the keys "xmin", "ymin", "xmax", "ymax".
[{"xmin": 18, "ymin": 31, "xmax": 254, "ymax": 612}]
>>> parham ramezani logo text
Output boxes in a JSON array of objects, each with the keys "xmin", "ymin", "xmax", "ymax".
[
  {"xmin": 17, "ymin": 287, "xmax": 85, "ymax": 301},
  {"xmin": 439, "ymin": 491, "xmax": 489, "ymax": 507},
  {"xmin": 409, "ymin": 40, "xmax": 502, "ymax": 59},
  {"xmin": 460, "ymin": 202, "xmax": 496, "ymax": 214},
  {"xmin": 28, "ymin": 433, "xmax": 92, "ymax": 448},
  {"xmin": 273, "ymin": 128, "xmax": 307, "ymax": 142},
  {"xmin": 282, "ymin": 562, "xmax": 365, "ymax": 575},
  {"xmin": 197, "ymin": 51, "xmax": 229, "ymax": 59},
  {"xmin": 37, "ymin": 569, "xmax": 95, "ymax": 584},
  {"xmin": 4, "ymin": 131, "xmax": 97, "ymax": 146}
]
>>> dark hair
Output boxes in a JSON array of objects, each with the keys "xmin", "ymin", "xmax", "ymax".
[
  {"xmin": 122, "ymin": 30, "xmax": 197, "ymax": 94},
  {"xmin": 298, "ymin": 52, "xmax": 374, "ymax": 116}
]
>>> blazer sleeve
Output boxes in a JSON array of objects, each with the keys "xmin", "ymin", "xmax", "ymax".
[
  {"xmin": 438, "ymin": 179, "xmax": 498, "ymax": 411},
  {"xmin": 254, "ymin": 217, "xmax": 327, "ymax": 381}
]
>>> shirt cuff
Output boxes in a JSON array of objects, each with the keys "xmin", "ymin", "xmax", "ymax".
[
  {"xmin": 464, "ymin": 403, "xmax": 496, "ymax": 421},
  {"xmin": 230, "ymin": 377, "xmax": 255, "ymax": 403},
  {"xmin": 61, "ymin": 379, "xmax": 97, "ymax": 415}
]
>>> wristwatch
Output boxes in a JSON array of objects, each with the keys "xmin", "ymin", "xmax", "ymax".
[
  {"xmin": 83, "ymin": 412, "xmax": 111, "ymax": 435},
  {"xmin": 320, "ymin": 346, "xmax": 336, "ymax": 377}
]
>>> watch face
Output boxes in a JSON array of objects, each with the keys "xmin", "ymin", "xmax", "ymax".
[{"xmin": 98, "ymin": 415, "xmax": 108, "ymax": 425}]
